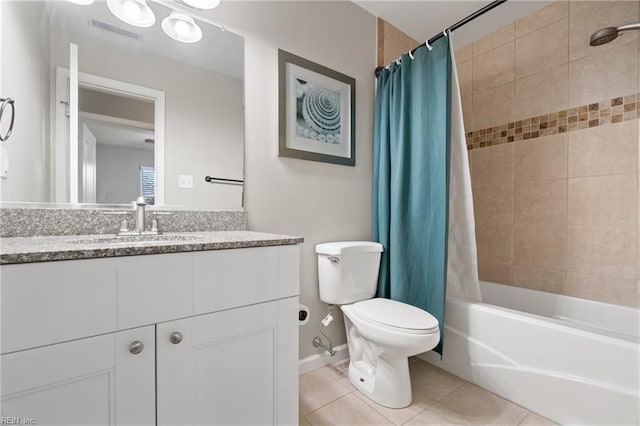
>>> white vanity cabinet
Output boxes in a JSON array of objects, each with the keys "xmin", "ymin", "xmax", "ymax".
[{"xmin": 0, "ymin": 244, "xmax": 300, "ymax": 426}]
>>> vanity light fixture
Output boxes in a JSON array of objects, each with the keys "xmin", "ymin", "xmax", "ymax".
[
  {"xmin": 161, "ymin": 11, "xmax": 203, "ymax": 43},
  {"xmin": 178, "ymin": 0, "xmax": 221, "ymax": 10},
  {"xmin": 68, "ymin": 0, "xmax": 216, "ymax": 44},
  {"xmin": 106, "ymin": 0, "xmax": 156, "ymax": 28}
]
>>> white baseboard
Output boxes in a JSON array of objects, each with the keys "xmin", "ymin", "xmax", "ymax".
[{"xmin": 298, "ymin": 343, "xmax": 349, "ymax": 375}]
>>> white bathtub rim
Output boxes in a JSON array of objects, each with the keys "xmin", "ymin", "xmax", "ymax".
[
  {"xmin": 445, "ymin": 296, "xmax": 639, "ymax": 346},
  {"xmin": 442, "ymin": 324, "xmax": 639, "ymax": 398},
  {"xmin": 477, "ymin": 281, "xmax": 639, "ymax": 339}
]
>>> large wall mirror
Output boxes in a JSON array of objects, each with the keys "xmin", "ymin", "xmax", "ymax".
[{"xmin": 0, "ymin": 0, "xmax": 244, "ymax": 209}]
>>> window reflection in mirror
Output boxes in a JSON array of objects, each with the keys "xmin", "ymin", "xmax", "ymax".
[{"xmin": 0, "ymin": 0, "xmax": 244, "ymax": 209}]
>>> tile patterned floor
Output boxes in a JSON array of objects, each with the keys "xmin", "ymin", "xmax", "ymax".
[{"xmin": 299, "ymin": 357, "xmax": 557, "ymax": 426}]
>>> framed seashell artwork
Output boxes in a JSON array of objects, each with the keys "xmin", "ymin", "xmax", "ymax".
[{"xmin": 278, "ymin": 49, "xmax": 355, "ymax": 166}]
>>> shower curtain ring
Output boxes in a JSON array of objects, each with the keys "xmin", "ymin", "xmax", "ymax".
[
  {"xmin": 443, "ymin": 28, "xmax": 449, "ymax": 37},
  {"xmin": 425, "ymin": 39, "xmax": 433, "ymax": 51},
  {"xmin": 408, "ymin": 50, "xmax": 414, "ymax": 60},
  {"xmin": 395, "ymin": 57, "xmax": 401, "ymax": 65}
]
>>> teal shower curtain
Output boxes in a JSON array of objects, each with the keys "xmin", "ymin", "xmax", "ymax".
[{"xmin": 373, "ymin": 37, "xmax": 452, "ymax": 355}]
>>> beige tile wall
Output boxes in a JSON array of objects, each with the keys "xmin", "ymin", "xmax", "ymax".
[
  {"xmin": 458, "ymin": 1, "xmax": 640, "ymax": 307},
  {"xmin": 377, "ymin": 18, "xmax": 420, "ymax": 68}
]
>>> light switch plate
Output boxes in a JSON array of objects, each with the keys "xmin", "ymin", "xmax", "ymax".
[{"xmin": 178, "ymin": 174, "xmax": 193, "ymax": 189}]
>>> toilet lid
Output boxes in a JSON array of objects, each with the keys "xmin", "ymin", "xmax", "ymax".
[{"xmin": 353, "ymin": 298, "xmax": 439, "ymax": 332}]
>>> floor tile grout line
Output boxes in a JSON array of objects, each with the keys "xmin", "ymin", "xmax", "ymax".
[
  {"xmin": 431, "ymin": 380, "xmax": 466, "ymax": 403},
  {"xmin": 351, "ymin": 389, "xmax": 433, "ymax": 426},
  {"xmin": 301, "ymin": 385, "xmax": 355, "ymax": 420},
  {"xmin": 396, "ymin": 399, "xmax": 438, "ymax": 426},
  {"xmin": 305, "ymin": 390, "xmax": 395, "ymax": 426},
  {"xmin": 303, "ymin": 362, "xmax": 357, "ymax": 419}
]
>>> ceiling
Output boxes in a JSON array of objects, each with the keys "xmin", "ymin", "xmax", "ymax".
[
  {"xmin": 354, "ymin": 1, "xmax": 554, "ymax": 49},
  {"xmin": 47, "ymin": 0, "xmax": 244, "ymax": 79}
]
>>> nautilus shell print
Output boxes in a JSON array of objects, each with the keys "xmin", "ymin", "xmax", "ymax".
[{"xmin": 296, "ymin": 78, "xmax": 341, "ymax": 144}]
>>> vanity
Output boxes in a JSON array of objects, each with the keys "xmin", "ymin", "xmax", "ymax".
[{"xmin": 0, "ymin": 222, "xmax": 303, "ymax": 425}]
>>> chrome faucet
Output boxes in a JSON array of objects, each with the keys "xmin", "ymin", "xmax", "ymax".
[
  {"xmin": 135, "ymin": 196, "xmax": 146, "ymax": 234},
  {"xmin": 114, "ymin": 196, "xmax": 161, "ymax": 236}
]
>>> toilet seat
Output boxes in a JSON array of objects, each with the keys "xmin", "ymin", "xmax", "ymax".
[{"xmin": 352, "ymin": 298, "xmax": 439, "ymax": 335}]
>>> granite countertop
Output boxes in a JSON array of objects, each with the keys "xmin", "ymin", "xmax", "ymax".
[{"xmin": 0, "ymin": 231, "xmax": 304, "ymax": 264}]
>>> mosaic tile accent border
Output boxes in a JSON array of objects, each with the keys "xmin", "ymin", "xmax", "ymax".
[{"xmin": 466, "ymin": 93, "xmax": 639, "ymax": 150}]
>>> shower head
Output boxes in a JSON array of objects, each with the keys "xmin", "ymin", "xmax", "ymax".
[
  {"xmin": 589, "ymin": 27, "xmax": 620, "ymax": 46},
  {"xmin": 589, "ymin": 22, "xmax": 640, "ymax": 46}
]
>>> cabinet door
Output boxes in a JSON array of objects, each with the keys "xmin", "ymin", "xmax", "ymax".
[
  {"xmin": 157, "ymin": 297, "xmax": 298, "ymax": 426},
  {"xmin": 1, "ymin": 326, "xmax": 155, "ymax": 425}
]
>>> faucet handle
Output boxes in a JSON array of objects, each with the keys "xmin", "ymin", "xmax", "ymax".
[
  {"xmin": 150, "ymin": 218, "xmax": 159, "ymax": 233},
  {"xmin": 149, "ymin": 211, "xmax": 173, "ymax": 234},
  {"xmin": 118, "ymin": 218, "xmax": 130, "ymax": 234},
  {"xmin": 103, "ymin": 211, "xmax": 132, "ymax": 235}
]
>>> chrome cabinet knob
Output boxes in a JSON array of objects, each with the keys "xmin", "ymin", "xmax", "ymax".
[
  {"xmin": 170, "ymin": 332, "xmax": 183, "ymax": 344},
  {"xmin": 129, "ymin": 341, "xmax": 144, "ymax": 355}
]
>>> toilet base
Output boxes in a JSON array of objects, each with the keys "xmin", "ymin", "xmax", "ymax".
[
  {"xmin": 339, "ymin": 303, "xmax": 440, "ymax": 409},
  {"xmin": 347, "ymin": 354, "xmax": 412, "ymax": 409}
]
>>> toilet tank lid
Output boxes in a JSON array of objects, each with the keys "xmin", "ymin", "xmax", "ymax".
[{"xmin": 316, "ymin": 241, "xmax": 383, "ymax": 255}]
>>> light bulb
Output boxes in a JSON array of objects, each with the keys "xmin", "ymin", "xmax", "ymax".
[
  {"xmin": 106, "ymin": 0, "xmax": 155, "ymax": 28},
  {"xmin": 123, "ymin": 0, "xmax": 141, "ymax": 20},
  {"xmin": 161, "ymin": 12, "xmax": 202, "ymax": 43},
  {"xmin": 174, "ymin": 20, "xmax": 190, "ymax": 38}
]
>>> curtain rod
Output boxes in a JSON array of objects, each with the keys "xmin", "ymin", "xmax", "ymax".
[{"xmin": 375, "ymin": 0, "xmax": 508, "ymax": 77}]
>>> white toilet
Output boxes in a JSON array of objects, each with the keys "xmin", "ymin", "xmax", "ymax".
[{"xmin": 316, "ymin": 241, "xmax": 440, "ymax": 409}]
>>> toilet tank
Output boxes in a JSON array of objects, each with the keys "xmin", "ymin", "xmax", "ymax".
[{"xmin": 316, "ymin": 241, "xmax": 383, "ymax": 305}]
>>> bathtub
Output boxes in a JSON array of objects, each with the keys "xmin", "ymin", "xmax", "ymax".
[{"xmin": 421, "ymin": 281, "xmax": 640, "ymax": 425}]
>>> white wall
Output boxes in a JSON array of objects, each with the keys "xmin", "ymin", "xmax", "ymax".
[
  {"xmin": 96, "ymin": 143, "xmax": 153, "ymax": 204},
  {"xmin": 50, "ymin": 27, "xmax": 244, "ymax": 209},
  {"xmin": 211, "ymin": 1, "xmax": 377, "ymax": 359},
  {"xmin": 161, "ymin": 67, "xmax": 243, "ymax": 209},
  {"xmin": 0, "ymin": 2, "xmax": 50, "ymax": 202}
]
